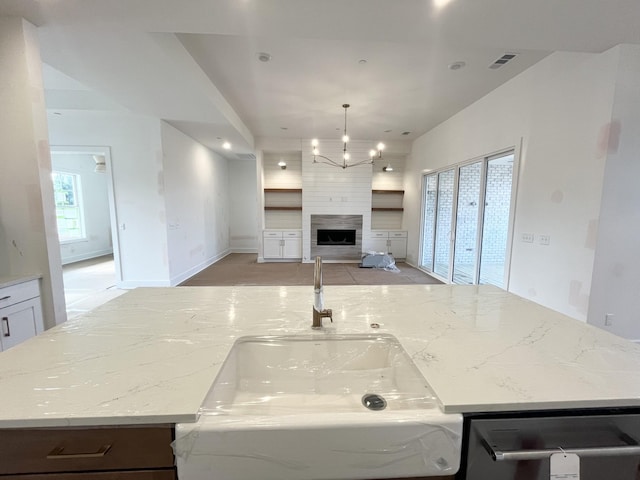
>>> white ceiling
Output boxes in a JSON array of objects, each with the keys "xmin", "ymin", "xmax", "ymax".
[{"xmin": 3, "ymin": 0, "xmax": 640, "ymax": 158}]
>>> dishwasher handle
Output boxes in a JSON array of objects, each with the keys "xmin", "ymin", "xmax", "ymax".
[{"xmin": 483, "ymin": 433, "xmax": 640, "ymax": 461}]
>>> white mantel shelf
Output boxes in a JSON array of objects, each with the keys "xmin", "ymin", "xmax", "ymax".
[{"xmin": 0, "ymin": 285, "xmax": 639, "ymax": 428}]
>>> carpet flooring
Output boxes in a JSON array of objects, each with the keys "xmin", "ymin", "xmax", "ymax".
[{"xmin": 180, "ymin": 253, "xmax": 442, "ymax": 286}]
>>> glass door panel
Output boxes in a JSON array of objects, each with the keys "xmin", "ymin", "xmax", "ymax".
[
  {"xmin": 420, "ymin": 174, "xmax": 437, "ymax": 271},
  {"xmin": 453, "ymin": 162, "xmax": 483, "ymax": 284},
  {"xmin": 479, "ymin": 153, "xmax": 514, "ymax": 288},
  {"xmin": 433, "ymin": 169, "xmax": 455, "ymax": 278}
]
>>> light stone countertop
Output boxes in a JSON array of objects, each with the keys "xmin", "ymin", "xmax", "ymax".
[
  {"xmin": 0, "ymin": 274, "xmax": 42, "ymax": 290},
  {"xmin": 0, "ymin": 285, "xmax": 639, "ymax": 428}
]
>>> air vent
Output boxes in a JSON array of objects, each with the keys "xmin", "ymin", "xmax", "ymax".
[
  {"xmin": 236, "ymin": 153, "xmax": 256, "ymax": 161},
  {"xmin": 489, "ymin": 53, "xmax": 518, "ymax": 70}
]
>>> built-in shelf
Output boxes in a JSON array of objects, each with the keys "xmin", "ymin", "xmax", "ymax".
[
  {"xmin": 371, "ymin": 190, "xmax": 404, "ymax": 213},
  {"xmin": 264, "ymin": 188, "xmax": 303, "ymax": 213},
  {"xmin": 264, "ymin": 188, "xmax": 302, "ymax": 193},
  {"xmin": 371, "ymin": 190, "xmax": 404, "ymax": 194}
]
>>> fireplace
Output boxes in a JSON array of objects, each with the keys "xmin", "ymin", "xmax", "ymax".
[
  {"xmin": 310, "ymin": 215, "xmax": 363, "ymax": 260},
  {"xmin": 317, "ymin": 229, "xmax": 356, "ymax": 246}
]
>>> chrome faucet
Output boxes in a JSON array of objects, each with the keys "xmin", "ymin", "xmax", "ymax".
[{"xmin": 312, "ymin": 256, "xmax": 333, "ymax": 328}]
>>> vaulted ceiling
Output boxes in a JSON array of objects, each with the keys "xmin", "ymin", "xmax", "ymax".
[{"xmin": 2, "ymin": 0, "xmax": 639, "ymax": 159}]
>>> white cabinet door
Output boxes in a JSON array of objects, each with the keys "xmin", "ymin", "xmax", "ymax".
[
  {"xmin": 369, "ymin": 238, "xmax": 389, "ymax": 253},
  {"xmin": 389, "ymin": 238, "xmax": 407, "ymax": 259},
  {"xmin": 0, "ymin": 298, "xmax": 41, "ymax": 351},
  {"xmin": 263, "ymin": 238, "xmax": 283, "ymax": 258},
  {"xmin": 282, "ymin": 238, "xmax": 302, "ymax": 258}
]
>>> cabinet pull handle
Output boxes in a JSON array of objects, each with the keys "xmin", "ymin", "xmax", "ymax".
[
  {"xmin": 482, "ymin": 433, "xmax": 640, "ymax": 461},
  {"xmin": 0, "ymin": 295, "xmax": 10, "ymax": 301},
  {"xmin": 1, "ymin": 317, "xmax": 9, "ymax": 337},
  {"xmin": 47, "ymin": 444, "xmax": 112, "ymax": 459}
]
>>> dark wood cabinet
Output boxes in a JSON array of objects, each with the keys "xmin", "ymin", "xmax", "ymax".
[{"xmin": 0, "ymin": 426, "xmax": 176, "ymax": 480}]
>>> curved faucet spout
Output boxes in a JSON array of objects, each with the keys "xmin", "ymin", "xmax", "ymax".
[
  {"xmin": 314, "ymin": 256, "xmax": 323, "ymax": 311},
  {"xmin": 312, "ymin": 256, "xmax": 332, "ymax": 328}
]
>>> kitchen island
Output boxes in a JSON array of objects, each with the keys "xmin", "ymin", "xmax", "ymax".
[{"xmin": 0, "ymin": 285, "xmax": 639, "ymax": 478}]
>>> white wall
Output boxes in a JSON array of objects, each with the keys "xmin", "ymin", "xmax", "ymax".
[
  {"xmin": 588, "ymin": 45, "xmax": 640, "ymax": 340},
  {"xmin": 406, "ymin": 49, "xmax": 619, "ymax": 321},
  {"xmin": 0, "ymin": 17, "xmax": 66, "ymax": 329},
  {"xmin": 161, "ymin": 122, "xmax": 230, "ymax": 284},
  {"xmin": 229, "ymin": 158, "xmax": 258, "ymax": 252},
  {"xmin": 51, "ymin": 153, "xmax": 113, "ymax": 264},
  {"xmin": 47, "ymin": 110, "xmax": 170, "ymax": 287}
]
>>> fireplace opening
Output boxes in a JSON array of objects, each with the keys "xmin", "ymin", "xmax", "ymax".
[{"xmin": 317, "ymin": 229, "xmax": 356, "ymax": 246}]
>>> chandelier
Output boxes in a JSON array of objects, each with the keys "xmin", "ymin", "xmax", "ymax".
[{"xmin": 311, "ymin": 104, "xmax": 385, "ymax": 169}]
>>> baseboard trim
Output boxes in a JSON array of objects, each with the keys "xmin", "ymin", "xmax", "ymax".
[
  {"xmin": 230, "ymin": 248, "xmax": 258, "ymax": 253},
  {"xmin": 118, "ymin": 280, "xmax": 171, "ymax": 288},
  {"xmin": 62, "ymin": 249, "xmax": 114, "ymax": 266},
  {"xmin": 169, "ymin": 249, "xmax": 232, "ymax": 286}
]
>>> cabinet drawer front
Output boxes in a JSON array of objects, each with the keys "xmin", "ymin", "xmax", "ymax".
[
  {"xmin": 282, "ymin": 231, "xmax": 302, "ymax": 238},
  {"xmin": 388, "ymin": 231, "xmax": 408, "ymax": 238},
  {"xmin": 371, "ymin": 231, "xmax": 388, "ymax": 238},
  {"xmin": 263, "ymin": 231, "xmax": 283, "ymax": 238},
  {"xmin": 1, "ymin": 469, "xmax": 177, "ymax": 480},
  {"xmin": 0, "ymin": 426, "xmax": 174, "ymax": 474},
  {"xmin": 0, "ymin": 280, "xmax": 40, "ymax": 308}
]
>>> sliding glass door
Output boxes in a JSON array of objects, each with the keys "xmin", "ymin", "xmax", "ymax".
[
  {"xmin": 452, "ymin": 161, "xmax": 482, "ymax": 284},
  {"xmin": 419, "ymin": 150, "xmax": 515, "ymax": 288}
]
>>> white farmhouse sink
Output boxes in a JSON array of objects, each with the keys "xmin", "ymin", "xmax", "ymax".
[{"xmin": 175, "ymin": 334, "xmax": 462, "ymax": 480}]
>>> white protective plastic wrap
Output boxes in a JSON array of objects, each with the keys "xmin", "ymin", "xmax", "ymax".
[{"xmin": 173, "ymin": 334, "xmax": 463, "ymax": 479}]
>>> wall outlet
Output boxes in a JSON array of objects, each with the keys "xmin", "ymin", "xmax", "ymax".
[
  {"xmin": 522, "ymin": 233, "xmax": 534, "ymax": 243},
  {"xmin": 605, "ymin": 313, "xmax": 614, "ymax": 326},
  {"xmin": 539, "ymin": 234, "xmax": 551, "ymax": 245}
]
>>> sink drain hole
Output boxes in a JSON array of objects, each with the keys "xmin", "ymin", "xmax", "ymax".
[{"xmin": 362, "ymin": 393, "xmax": 387, "ymax": 411}]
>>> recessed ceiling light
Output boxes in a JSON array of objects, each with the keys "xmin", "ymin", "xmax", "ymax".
[
  {"xmin": 384, "ymin": 129, "xmax": 392, "ymax": 133},
  {"xmin": 402, "ymin": 131, "xmax": 411, "ymax": 136},
  {"xmin": 222, "ymin": 141, "xmax": 231, "ymax": 150},
  {"xmin": 358, "ymin": 59, "xmax": 367, "ymax": 64},
  {"xmin": 256, "ymin": 52, "xmax": 272, "ymax": 62},
  {"xmin": 448, "ymin": 61, "xmax": 466, "ymax": 71},
  {"xmin": 280, "ymin": 127, "xmax": 288, "ymax": 130},
  {"xmin": 53, "ymin": 112, "xmax": 62, "ymax": 115}
]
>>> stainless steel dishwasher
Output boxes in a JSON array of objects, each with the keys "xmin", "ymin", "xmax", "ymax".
[{"xmin": 462, "ymin": 411, "xmax": 640, "ymax": 479}]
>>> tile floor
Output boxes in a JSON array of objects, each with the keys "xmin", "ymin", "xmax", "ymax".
[{"xmin": 62, "ymin": 255, "xmax": 127, "ymax": 319}]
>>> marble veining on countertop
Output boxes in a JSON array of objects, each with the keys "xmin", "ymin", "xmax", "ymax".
[{"xmin": 0, "ymin": 285, "xmax": 639, "ymax": 428}]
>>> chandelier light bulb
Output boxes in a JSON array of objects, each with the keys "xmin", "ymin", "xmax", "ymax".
[
  {"xmin": 222, "ymin": 141, "xmax": 231, "ymax": 150},
  {"xmin": 310, "ymin": 104, "xmax": 384, "ymax": 169}
]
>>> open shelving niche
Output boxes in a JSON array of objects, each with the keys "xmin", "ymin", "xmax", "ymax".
[
  {"xmin": 371, "ymin": 189, "xmax": 404, "ymax": 230},
  {"xmin": 263, "ymin": 188, "xmax": 302, "ymax": 230}
]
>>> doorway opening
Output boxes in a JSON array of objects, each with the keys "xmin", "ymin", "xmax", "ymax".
[{"xmin": 50, "ymin": 146, "xmax": 124, "ymax": 318}]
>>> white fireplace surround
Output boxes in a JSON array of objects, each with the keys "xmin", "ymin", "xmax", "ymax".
[{"xmin": 310, "ymin": 215, "xmax": 363, "ymax": 261}]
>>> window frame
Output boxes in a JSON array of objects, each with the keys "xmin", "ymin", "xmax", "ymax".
[{"xmin": 52, "ymin": 170, "xmax": 87, "ymax": 244}]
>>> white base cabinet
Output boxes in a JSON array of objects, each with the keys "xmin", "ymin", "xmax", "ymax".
[
  {"xmin": 263, "ymin": 230, "xmax": 302, "ymax": 260},
  {"xmin": 368, "ymin": 231, "xmax": 408, "ymax": 259},
  {"xmin": 0, "ymin": 278, "xmax": 44, "ymax": 351}
]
